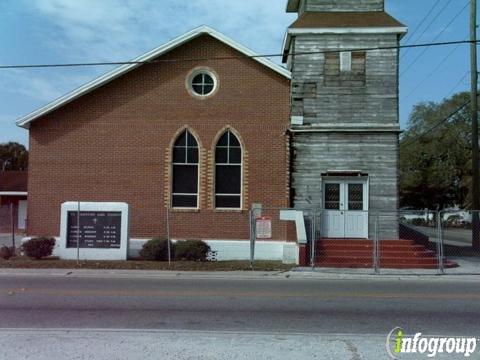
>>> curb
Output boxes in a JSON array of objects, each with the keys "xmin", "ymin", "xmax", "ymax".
[{"xmin": 0, "ymin": 268, "xmax": 478, "ymax": 282}]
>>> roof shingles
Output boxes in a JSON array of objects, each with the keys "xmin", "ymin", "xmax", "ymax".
[{"xmin": 289, "ymin": 12, "xmax": 405, "ymax": 29}]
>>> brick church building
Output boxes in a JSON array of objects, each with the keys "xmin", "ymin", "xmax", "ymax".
[{"xmin": 16, "ymin": 0, "xmax": 428, "ymax": 267}]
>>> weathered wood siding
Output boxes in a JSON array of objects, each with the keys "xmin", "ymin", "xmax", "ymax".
[
  {"xmin": 289, "ymin": 28, "xmax": 401, "ymax": 239},
  {"xmin": 291, "ymin": 33, "xmax": 399, "ymax": 127},
  {"xmin": 291, "ymin": 132, "xmax": 399, "ymax": 239},
  {"xmin": 299, "ymin": 0, "xmax": 384, "ymax": 14}
]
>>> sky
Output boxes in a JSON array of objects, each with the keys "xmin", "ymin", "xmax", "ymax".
[{"xmin": 0, "ymin": 0, "xmax": 474, "ymax": 146}]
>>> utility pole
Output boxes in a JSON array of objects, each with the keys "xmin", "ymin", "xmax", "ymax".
[{"xmin": 471, "ymin": 0, "xmax": 480, "ymax": 250}]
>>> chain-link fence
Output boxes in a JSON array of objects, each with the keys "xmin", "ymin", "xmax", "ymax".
[
  {"xmin": 0, "ymin": 203, "xmax": 25, "ymax": 256},
  {"xmin": 380, "ymin": 210, "xmax": 442, "ymax": 275},
  {"xmin": 34, "ymin": 202, "xmax": 479, "ymax": 274},
  {"xmin": 439, "ymin": 209, "xmax": 480, "ymax": 274},
  {"xmin": 314, "ymin": 210, "xmax": 375, "ymax": 271},
  {"xmin": 163, "ymin": 206, "xmax": 317, "ymax": 267},
  {"xmin": 133, "ymin": 207, "xmax": 480, "ymax": 273},
  {"xmin": 305, "ymin": 209, "xmax": 480, "ymax": 275}
]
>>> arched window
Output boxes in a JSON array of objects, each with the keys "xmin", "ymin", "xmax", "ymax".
[
  {"xmin": 215, "ymin": 130, "xmax": 242, "ymax": 209},
  {"xmin": 172, "ymin": 130, "xmax": 199, "ymax": 208}
]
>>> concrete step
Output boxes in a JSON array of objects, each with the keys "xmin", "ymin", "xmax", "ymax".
[
  {"xmin": 312, "ymin": 238, "xmax": 458, "ymax": 269},
  {"xmin": 317, "ymin": 239, "xmax": 415, "ymax": 246},
  {"xmin": 316, "ymin": 256, "xmax": 438, "ymax": 265},
  {"xmin": 317, "ymin": 244, "xmax": 428, "ymax": 253},
  {"xmin": 314, "ymin": 261, "xmax": 440, "ymax": 269},
  {"xmin": 316, "ymin": 249, "xmax": 436, "ymax": 258}
]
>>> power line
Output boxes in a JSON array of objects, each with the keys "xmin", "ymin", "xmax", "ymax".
[
  {"xmin": 0, "ymin": 39, "xmax": 477, "ymax": 70},
  {"xmin": 401, "ymin": 2, "xmax": 469, "ymax": 76},
  {"xmin": 402, "ymin": 0, "xmax": 442, "ymax": 45},
  {"xmin": 401, "ymin": 0, "xmax": 452, "ymax": 59},
  {"xmin": 401, "ymin": 100, "xmax": 471, "ymax": 147},
  {"xmin": 446, "ymin": 71, "xmax": 470, "ymax": 98},
  {"xmin": 401, "ymin": 44, "xmax": 461, "ymax": 101}
]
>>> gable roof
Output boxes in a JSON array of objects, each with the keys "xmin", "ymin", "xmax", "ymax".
[
  {"xmin": 16, "ymin": 25, "xmax": 291, "ymax": 129},
  {"xmin": 0, "ymin": 171, "xmax": 28, "ymax": 193}
]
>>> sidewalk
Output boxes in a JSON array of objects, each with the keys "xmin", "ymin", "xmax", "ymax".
[{"xmin": 0, "ymin": 266, "xmax": 478, "ymax": 282}]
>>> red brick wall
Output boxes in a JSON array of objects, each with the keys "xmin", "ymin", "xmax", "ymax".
[{"xmin": 27, "ymin": 35, "xmax": 291, "ymax": 240}]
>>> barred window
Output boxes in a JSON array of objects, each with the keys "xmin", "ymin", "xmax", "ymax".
[
  {"xmin": 215, "ymin": 130, "xmax": 242, "ymax": 209},
  {"xmin": 172, "ymin": 130, "xmax": 199, "ymax": 208}
]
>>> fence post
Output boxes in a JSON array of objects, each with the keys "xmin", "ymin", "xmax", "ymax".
[
  {"xmin": 166, "ymin": 207, "xmax": 171, "ymax": 266},
  {"xmin": 374, "ymin": 214, "xmax": 379, "ymax": 274},
  {"xmin": 76, "ymin": 201, "xmax": 80, "ymax": 265},
  {"xmin": 249, "ymin": 208, "xmax": 256, "ymax": 269},
  {"xmin": 310, "ymin": 209, "xmax": 316, "ymax": 270},
  {"xmin": 436, "ymin": 211, "xmax": 445, "ymax": 275},
  {"xmin": 10, "ymin": 203, "xmax": 15, "ymax": 257}
]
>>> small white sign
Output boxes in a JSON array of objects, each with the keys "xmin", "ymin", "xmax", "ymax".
[{"xmin": 256, "ymin": 216, "xmax": 272, "ymax": 239}]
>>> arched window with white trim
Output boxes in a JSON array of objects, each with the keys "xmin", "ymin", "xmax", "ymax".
[
  {"xmin": 215, "ymin": 130, "xmax": 242, "ymax": 209},
  {"xmin": 172, "ymin": 130, "xmax": 199, "ymax": 208}
]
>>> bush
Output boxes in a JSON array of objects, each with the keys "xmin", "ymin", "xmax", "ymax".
[
  {"xmin": 0, "ymin": 246, "xmax": 13, "ymax": 260},
  {"xmin": 409, "ymin": 218, "xmax": 427, "ymax": 226},
  {"xmin": 174, "ymin": 240, "xmax": 211, "ymax": 261},
  {"xmin": 22, "ymin": 237, "xmax": 56, "ymax": 259},
  {"xmin": 140, "ymin": 237, "xmax": 173, "ymax": 261}
]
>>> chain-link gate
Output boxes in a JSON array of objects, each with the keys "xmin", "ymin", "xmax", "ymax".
[{"xmin": 314, "ymin": 210, "xmax": 376, "ymax": 272}]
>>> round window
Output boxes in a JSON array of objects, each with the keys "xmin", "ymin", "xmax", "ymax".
[{"xmin": 188, "ymin": 70, "xmax": 217, "ymax": 97}]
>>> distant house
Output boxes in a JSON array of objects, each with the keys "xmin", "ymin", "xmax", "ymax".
[{"xmin": 0, "ymin": 171, "xmax": 28, "ymax": 232}]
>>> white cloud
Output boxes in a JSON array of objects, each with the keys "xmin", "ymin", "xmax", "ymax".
[
  {"xmin": 2, "ymin": 0, "xmax": 294, "ymax": 144},
  {"xmin": 0, "ymin": 67, "xmax": 96, "ymax": 102},
  {"xmin": 25, "ymin": 0, "xmax": 294, "ymax": 62}
]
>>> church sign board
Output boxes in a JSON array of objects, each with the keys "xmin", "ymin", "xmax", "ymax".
[
  {"xmin": 66, "ymin": 211, "xmax": 122, "ymax": 249},
  {"xmin": 59, "ymin": 202, "xmax": 129, "ymax": 260}
]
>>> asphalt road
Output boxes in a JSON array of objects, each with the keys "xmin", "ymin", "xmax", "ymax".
[{"xmin": 0, "ymin": 274, "xmax": 479, "ymax": 359}]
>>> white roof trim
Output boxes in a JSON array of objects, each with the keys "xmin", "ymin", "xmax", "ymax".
[
  {"xmin": 288, "ymin": 27, "xmax": 408, "ymax": 35},
  {"xmin": 16, "ymin": 25, "xmax": 291, "ymax": 129},
  {"xmin": 282, "ymin": 26, "xmax": 408, "ymax": 64},
  {"xmin": 0, "ymin": 191, "xmax": 28, "ymax": 196}
]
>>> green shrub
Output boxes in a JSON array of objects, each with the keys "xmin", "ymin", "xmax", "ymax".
[
  {"xmin": 22, "ymin": 237, "xmax": 55, "ymax": 259},
  {"xmin": 139, "ymin": 237, "xmax": 173, "ymax": 261},
  {"xmin": 0, "ymin": 246, "xmax": 13, "ymax": 260},
  {"xmin": 174, "ymin": 240, "xmax": 211, "ymax": 261},
  {"xmin": 410, "ymin": 218, "xmax": 426, "ymax": 226}
]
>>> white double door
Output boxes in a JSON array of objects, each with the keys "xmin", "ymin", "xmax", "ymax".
[{"xmin": 323, "ymin": 180, "xmax": 368, "ymax": 239}]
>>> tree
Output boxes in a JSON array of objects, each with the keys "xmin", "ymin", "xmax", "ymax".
[
  {"xmin": 400, "ymin": 92, "xmax": 472, "ymax": 210},
  {"xmin": 0, "ymin": 142, "xmax": 28, "ymax": 171}
]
